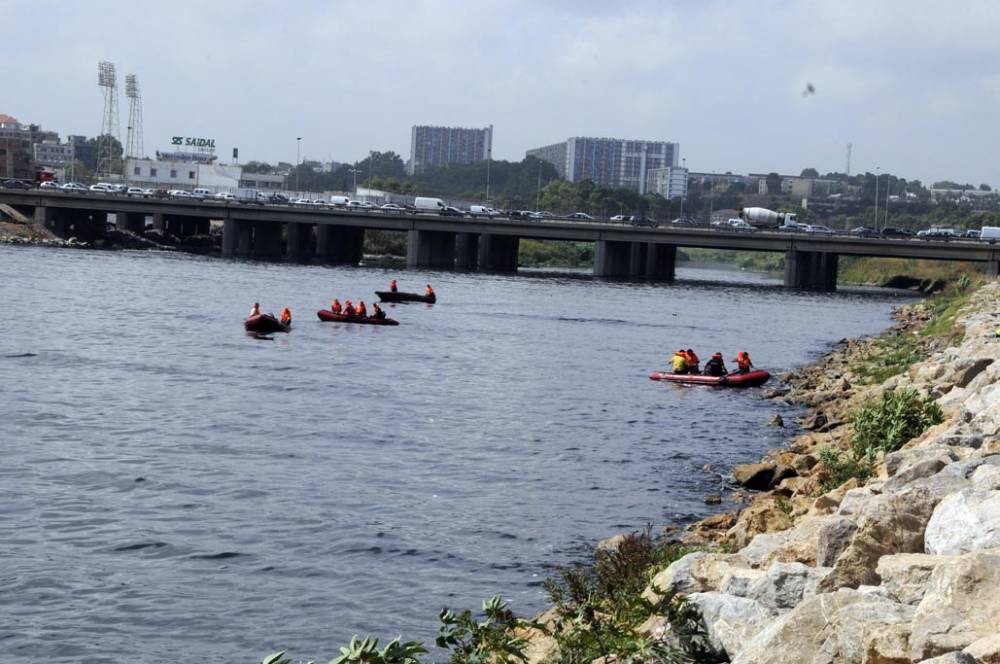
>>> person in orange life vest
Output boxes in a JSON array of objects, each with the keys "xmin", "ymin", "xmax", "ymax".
[
  {"xmin": 279, "ymin": 307, "xmax": 292, "ymax": 325},
  {"xmin": 249, "ymin": 302, "xmax": 261, "ymax": 317},
  {"xmin": 425, "ymin": 284, "xmax": 434, "ymax": 297},
  {"xmin": 372, "ymin": 302, "xmax": 386, "ymax": 320},
  {"xmin": 331, "ymin": 299, "xmax": 342, "ymax": 314},
  {"xmin": 734, "ymin": 351, "xmax": 754, "ymax": 374},
  {"xmin": 390, "ymin": 279, "xmax": 398, "ymax": 293},
  {"xmin": 683, "ymin": 348, "xmax": 700, "ymax": 374},
  {"xmin": 356, "ymin": 300, "xmax": 368, "ymax": 317},
  {"xmin": 704, "ymin": 352, "xmax": 728, "ymax": 377},
  {"xmin": 343, "ymin": 300, "xmax": 356, "ymax": 316}
]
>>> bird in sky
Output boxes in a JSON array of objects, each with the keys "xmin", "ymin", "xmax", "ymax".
[{"xmin": 802, "ymin": 82, "xmax": 816, "ymax": 97}]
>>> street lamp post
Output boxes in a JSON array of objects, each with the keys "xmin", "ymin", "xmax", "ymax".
[
  {"xmin": 535, "ymin": 162, "xmax": 542, "ymax": 211},
  {"xmin": 295, "ymin": 137, "xmax": 302, "ymax": 193},
  {"xmin": 349, "ymin": 167, "xmax": 361, "ymax": 196},
  {"xmin": 485, "ymin": 146, "xmax": 492, "ymax": 204},
  {"xmin": 874, "ymin": 166, "xmax": 880, "ymax": 232}
]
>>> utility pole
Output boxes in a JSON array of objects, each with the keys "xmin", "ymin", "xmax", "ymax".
[
  {"xmin": 485, "ymin": 145, "xmax": 491, "ymax": 204},
  {"xmin": 349, "ymin": 167, "xmax": 361, "ymax": 196},
  {"xmin": 535, "ymin": 162, "xmax": 542, "ymax": 211},
  {"xmin": 885, "ymin": 174, "xmax": 891, "ymax": 229},
  {"xmin": 874, "ymin": 166, "xmax": 880, "ymax": 232},
  {"xmin": 295, "ymin": 137, "xmax": 302, "ymax": 193}
]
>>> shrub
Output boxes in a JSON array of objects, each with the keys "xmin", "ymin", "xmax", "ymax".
[{"xmin": 437, "ymin": 595, "xmax": 531, "ymax": 664}]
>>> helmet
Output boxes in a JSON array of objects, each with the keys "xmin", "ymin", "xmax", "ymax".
[{"xmin": 712, "ymin": 352, "xmax": 723, "ymax": 359}]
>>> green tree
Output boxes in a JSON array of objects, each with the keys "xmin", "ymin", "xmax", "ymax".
[
  {"xmin": 800, "ymin": 167, "xmax": 819, "ymax": 178},
  {"xmin": 765, "ymin": 172, "xmax": 782, "ymax": 195},
  {"xmin": 979, "ymin": 183, "xmax": 992, "ymax": 192}
]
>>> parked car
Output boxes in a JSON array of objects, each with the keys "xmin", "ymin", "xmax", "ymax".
[
  {"xmin": 880, "ymin": 227, "xmax": 913, "ymax": 238},
  {"xmin": 569, "ymin": 212, "xmax": 594, "ymax": 220},
  {"xmin": 851, "ymin": 226, "xmax": 878, "ymax": 238},
  {"xmin": 629, "ymin": 215, "xmax": 658, "ymax": 228},
  {"xmin": 805, "ymin": 224, "xmax": 835, "ymax": 235},
  {"xmin": 381, "ymin": 203, "xmax": 406, "ymax": 213},
  {"xmin": 214, "ymin": 191, "xmax": 236, "ymax": 201},
  {"xmin": 60, "ymin": 182, "xmax": 87, "ymax": 192}
]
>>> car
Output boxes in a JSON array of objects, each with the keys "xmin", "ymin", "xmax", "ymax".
[
  {"xmin": 729, "ymin": 219, "xmax": 755, "ymax": 232},
  {"xmin": 346, "ymin": 200, "xmax": 374, "ymax": 209},
  {"xmin": 168, "ymin": 189, "xmax": 192, "ymax": 198},
  {"xmin": 214, "ymin": 192, "xmax": 236, "ymax": 201},
  {"xmin": 60, "ymin": 182, "xmax": 87, "ymax": 192},
  {"xmin": 805, "ymin": 224, "xmax": 834, "ymax": 235},
  {"xmin": 330, "ymin": 195, "xmax": 351, "ymax": 207},
  {"xmin": 2, "ymin": 178, "xmax": 32, "ymax": 189},
  {"xmin": 880, "ymin": 227, "xmax": 913, "ymax": 238},
  {"xmin": 851, "ymin": 226, "xmax": 878, "ymax": 238},
  {"xmin": 710, "ymin": 219, "xmax": 732, "ymax": 229},
  {"xmin": 126, "ymin": 187, "xmax": 147, "ymax": 197},
  {"xmin": 89, "ymin": 183, "xmax": 113, "ymax": 193},
  {"xmin": 629, "ymin": 215, "xmax": 658, "ymax": 227},
  {"xmin": 569, "ymin": 212, "xmax": 594, "ymax": 220},
  {"xmin": 39, "ymin": 180, "xmax": 59, "ymax": 189},
  {"xmin": 291, "ymin": 198, "xmax": 312, "ymax": 205},
  {"xmin": 469, "ymin": 205, "xmax": 496, "ymax": 217},
  {"xmin": 440, "ymin": 205, "xmax": 464, "ymax": 216},
  {"xmin": 610, "ymin": 214, "xmax": 628, "ymax": 222},
  {"xmin": 310, "ymin": 199, "xmax": 327, "ymax": 207},
  {"xmin": 671, "ymin": 217, "xmax": 698, "ymax": 226},
  {"xmin": 778, "ymin": 223, "xmax": 808, "ymax": 233},
  {"xmin": 964, "ymin": 229, "xmax": 981, "ymax": 239},
  {"xmin": 191, "ymin": 188, "xmax": 213, "ymax": 199},
  {"xmin": 916, "ymin": 228, "xmax": 956, "ymax": 241},
  {"xmin": 381, "ymin": 203, "xmax": 406, "ymax": 213}
]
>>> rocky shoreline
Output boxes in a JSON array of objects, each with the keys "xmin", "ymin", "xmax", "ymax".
[{"xmin": 527, "ymin": 281, "xmax": 1000, "ymax": 663}]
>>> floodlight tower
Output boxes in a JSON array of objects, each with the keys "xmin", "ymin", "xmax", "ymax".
[
  {"xmin": 845, "ymin": 143, "xmax": 852, "ymax": 176},
  {"xmin": 124, "ymin": 74, "xmax": 144, "ymax": 177},
  {"xmin": 96, "ymin": 61, "xmax": 120, "ymax": 178}
]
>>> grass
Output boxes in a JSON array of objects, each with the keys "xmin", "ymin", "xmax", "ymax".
[
  {"xmin": 837, "ymin": 256, "xmax": 987, "ymax": 288},
  {"xmin": 518, "ymin": 240, "xmax": 593, "ymax": 268}
]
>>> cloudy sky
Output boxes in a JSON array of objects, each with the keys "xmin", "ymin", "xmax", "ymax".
[{"xmin": 7, "ymin": 0, "xmax": 999, "ymax": 185}]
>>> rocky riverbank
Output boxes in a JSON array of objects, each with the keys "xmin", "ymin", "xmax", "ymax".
[{"xmin": 525, "ymin": 281, "xmax": 1000, "ymax": 663}]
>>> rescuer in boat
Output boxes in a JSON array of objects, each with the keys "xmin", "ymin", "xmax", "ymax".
[
  {"xmin": 390, "ymin": 279, "xmax": 398, "ymax": 293},
  {"xmin": 343, "ymin": 300, "xmax": 356, "ymax": 317},
  {"xmin": 704, "ymin": 352, "xmax": 728, "ymax": 377},
  {"xmin": 371, "ymin": 302, "xmax": 387, "ymax": 320},
  {"xmin": 671, "ymin": 349, "xmax": 689, "ymax": 374},
  {"xmin": 249, "ymin": 302, "xmax": 261, "ymax": 317},
  {"xmin": 331, "ymin": 299, "xmax": 342, "ymax": 314},
  {"xmin": 734, "ymin": 351, "xmax": 754, "ymax": 374},
  {"xmin": 425, "ymin": 284, "xmax": 434, "ymax": 298},
  {"xmin": 683, "ymin": 348, "xmax": 701, "ymax": 374},
  {"xmin": 356, "ymin": 300, "xmax": 368, "ymax": 318},
  {"xmin": 280, "ymin": 307, "xmax": 292, "ymax": 326}
]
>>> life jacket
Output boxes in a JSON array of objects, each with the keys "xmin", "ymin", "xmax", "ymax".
[
  {"xmin": 331, "ymin": 300, "xmax": 342, "ymax": 314},
  {"xmin": 390, "ymin": 280, "xmax": 398, "ymax": 292},
  {"xmin": 684, "ymin": 350, "xmax": 699, "ymax": 367},
  {"xmin": 280, "ymin": 308, "xmax": 291, "ymax": 324},
  {"xmin": 736, "ymin": 352, "xmax": 752, "ymax": 371},
  {"xmin": 672, "ymin": 352, "xmax": 688, "ymax": 373},
  {"xmin": 425, "ymin": 286, "xmax": 434, "ymax": 296},
  {"xmin": 357, "ymin": 303, "xmax": 367, "ymax": 317}
]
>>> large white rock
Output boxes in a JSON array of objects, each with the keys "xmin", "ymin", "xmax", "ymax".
[
  {"xmin": 642, "ymin": 552, "xmax": 748, "ymax": 599},
  {"xmin": 745, "ymin": 562, "xmax": 831, "ymax": 610},
  {"xmin": 964, "ymin": 633, "xmax": 1000, "ymax": 663},
  {"xmin": 917, "ymin": 653, "xmax": 978, "ymax": 664},
  {"xmin": 925, "ymin": 488, "xmax": 1000, "ymax": 555},
  {"xmin": 876, "ymin": 553, "xmax": 957, "ymax": 605},
  {"xmin": 687, "ymin": 591, "xmax": 776, "ymax": 659}
]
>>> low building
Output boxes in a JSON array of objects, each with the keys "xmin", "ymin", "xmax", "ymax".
[
  {"xmin": 34, "ymin": 140, "xmax": 75, "ymax": 169},
  {"xmin": 646, "ymin": 166, "xmax": 688, "ymax": 199},
  {"xmin": 238, "ymin": 172, "xmax": 285, "ymax": 190},
  {"xmin": 688, "ymin": 171, "xmax": 752, "ymax": 192},
  {"xmin": 127, "ymin": 157, "xmax": 242, "ymax": 192}
]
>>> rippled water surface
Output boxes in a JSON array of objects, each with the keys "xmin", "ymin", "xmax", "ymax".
[{"xmin": 0, "ymin": 246, "xmax": 910, "ymax": 662}]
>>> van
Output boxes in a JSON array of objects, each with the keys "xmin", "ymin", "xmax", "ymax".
[
  {"xmin": 191, "ymin": 188, "xmax": 213, "ymax": 199},
  {"xmin": 414, "ymin": 197, "xmax": 446, "ymax": 212},
  {"xmin": 469, "ymin": 205, "xmax": 492, "ymax": 216},
  {"xmin": 330, "ymin": 195, "xmax": 350, "ymax": 207},
  {"xmin": 980, "ymin": 226, "xmax": 1000, "ymax": 243}
]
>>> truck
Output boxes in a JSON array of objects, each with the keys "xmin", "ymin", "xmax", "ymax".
[
  {"xmin": 739, "ymin": 207, "xmax": 799, "ymax": 229},
  {"xmin": 979, "ymin": 226, "xmax": 1000, "ymax": 243},
  {"xmin": 236, "ymin": 189, "xmax": 269, "ymax": 204}
]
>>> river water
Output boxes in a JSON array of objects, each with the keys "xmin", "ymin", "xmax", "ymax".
[{"xmin": 0, "ymin": 246, "xmax": 910, "ymax": 662}]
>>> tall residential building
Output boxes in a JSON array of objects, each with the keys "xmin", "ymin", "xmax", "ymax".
[
  {"xmin": 646, "ymin": 166, "xmax": 689, "ymax": 200},
  {"xmin": 34, "ymin": 140, "xmax": 75, "ymax": 169},
  {"xmin": 0, "ymin": 114, "xmax": 36, "ymax": 179},
  {"xmin": 526, "ymin": 136, "xmax": 678, "ymax": 193},
  {"xmin": 407, "ymin": 124, "xmax": 493, "ymax": 175}
]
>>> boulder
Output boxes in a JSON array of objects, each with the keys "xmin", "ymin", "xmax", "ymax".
[
  {"xmin": 595, "ymin": 534, "xmax": 627, "ymax": 553},
  {"xmin": 816, "ymin": 515, "xmax": 857, "ymax": 567},
  {"xmin": 876, "ymin": 553, "xmax": 957, "ymax": 606},
  {"xmin": 909, "ymin": 550, "xmax": 1000, "ymax": 660},
  {"xmin": 728, "ymin": 497, "xmax": 795, "ymax": 549},
  {"xmin": 642, "ymin": 552, "xmax": 749, "ymax": 600},
  {"xmin": 862, "ymin": 623, "xmax": 912, "ymax": 664},
  {"xmin": 924, "ymin": 488, "xmax": 1000, "ymax": 555},
  {"xmin": 737, "ymin": 515, "xmax": 830, "ymax": 567},
  {"xmin": 901, "ymin": 455, "xmax": 1000, "ymax": 501},
  {"xmin": 819, "ymin": 488, "xmax": 938, "ymax": 591},
  {"xmin": 917, "ymin": 653, "xmax": 977, "ymax": 664},
  {"xmin": 744, "ymin": 562, "xmax": 831, "ymax": 610},
  {"xmin": 964, "ymin": 633, "xmax": 1000, "ymax": 663},
  {"xmin": 718, "ymin": 568, "xmax": 765, "ymax": 598},
  {"xmin": 688, "ymin": 592, "xmax": 776, "ymax": 659},
  {"xmin": 731, "ymin": 589, "xmax": 915, "ymax": 664},
  {"xmin": 732, "ymin": 462, "xmax": 777, "ymax": 490}
]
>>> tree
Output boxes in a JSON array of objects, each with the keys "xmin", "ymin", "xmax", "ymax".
[
  {"xmin": 800, "ymin": 168, "xmax": 819, "ymax": 178},
  {"xmin": 979, "ymin": 183, "xmax": 992, "ymax": 192},
  {"xmin": 766, "ymin": 172, "xmax": 782, "ymax": 195},
  {"xmin": 242, "ymin": 161, "xmax": 276, "ymax": 173}
]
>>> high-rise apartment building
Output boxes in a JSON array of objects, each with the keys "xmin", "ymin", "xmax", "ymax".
[
  {"xmin": 407, "ymin": 124, "xmax": 493, "ymax": 175},
  {"xmin": 526, "ymin": 136, "xmax": 678, "ymax": 194},
  {"xmin": 646, "ymin": 166, "xmax": 689, "ymax": 200}
]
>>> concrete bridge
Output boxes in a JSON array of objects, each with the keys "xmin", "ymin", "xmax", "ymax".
[{"xmin": 3, "ymin": 190, "xmax": 999, "ymax": 291}]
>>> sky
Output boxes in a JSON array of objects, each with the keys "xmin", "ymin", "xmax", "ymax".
[{"xmin": 6, "ymin": 0, "xmax": 1000, "ymax": 185}]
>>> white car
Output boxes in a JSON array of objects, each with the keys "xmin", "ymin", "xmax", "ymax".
[
  {"xmin": 126, "ymin": 187, "xmax": 146, "ymax": 197},
  {"xmin": 191, "ymin": 188, "xmax": 213, "ymax": 199},
  {"xmin": 610, "ymin": 214, "xmax": 628, "ymax": 221},
  {"xmin": 168, "ymin": 189, "xmax": 192, "ymax": 199},
  {"xmin": 805, "ymin": 224, "xmax": 834, "ymax": 235},
  {"xmin": 729, "ymin": 219, "xmax": 755, "ymax": 232},
  {"xmin": 381, "ymin": 203, "xmax": 406, "ymax": 213},
  {"xmin": 39, "ymin": 180, "xmax": 59, "ymax": 189},
  {"xmin": 311, "ymin": 199, "xmax": 327, "ymax": 207},
  {"xmin": 291, "ymin": 198, "xmax": 312, "ymax": 205},
  {"xmin": 347, "ymin": 200, "xmax": 375, "ymax": 209},
  {"xmin": 214, "ymin": 192, "xmax": 236, "ymax": 201},
  {"xmin": 89, "ymin": 183, "xmax": 112, "ymax": 193},
  {"xmin": 569, "ymin": 212, "xmax": 594, "ymax": 220},
  {"xmin": 61, "ymin": 182, "xmax": 87, "ymax": 192}
]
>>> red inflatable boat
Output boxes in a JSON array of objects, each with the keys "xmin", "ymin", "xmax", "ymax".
[
  {"xmin": 649, "ymin": 369, "xmax": 771, "ymax": 388},
  {"xmin": 244, "ymin": 314, "xmax": 290, "ymax": 333},
  {"xmin": 316, "ymin": 309, "xmax": 399, "ymax": 326}
]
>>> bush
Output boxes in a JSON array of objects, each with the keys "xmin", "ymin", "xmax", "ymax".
[
  {"xmin": 437, "ymin": 595, "xmax": 531, "ymax": 664},
  {"xmin": 819, "ymin": 388, "xmax": 944, "ymax": 490}
]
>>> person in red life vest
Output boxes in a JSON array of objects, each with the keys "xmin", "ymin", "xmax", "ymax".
[
  {"xmin": 704, "ymin": 352, "xmax": 728, "ymax": 377},
  {"xmin": 343, "ymin": 300, "xmax": 356, "ymax": 316},
  {"xmin": 331, "ymin": 299, "xmax": 342, "ymax": 314},
  {"xmin": 356, "ymin": 300, "xmax": 368, "ymax": 318},
  {"xmin": 390, "ymin": 279, "xmax": 398, "ymax": 293},
  {"xmin": 683, "ymin": 348, "xmax": 700, "ymax": 374},
  {"xmin": 279, "ymin": 307, "xmax": 292, "ymax": 326},
  {"xmin": 371, "ymin": 302, "xmax": 386, "ymax": 320},
  {"xmin": 425, "ymin": 284, "xmax": 434, "ymax": 298},
  {"xmin": 734, "ymin": 351, "xmax": 754, "ymax": 374}
]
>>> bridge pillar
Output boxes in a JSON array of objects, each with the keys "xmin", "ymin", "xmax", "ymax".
[
  {"xmin": 67, "ymin": 210, "xmax": 107, "ymax": 242},
  {"xmin": 236, "ymin": 219, "xmax": 253, "ymax": 256},
  {"xmin": 317, "ymin": 225, "xmax": 365, "ymax": 265},
  {"xmin": 33, "ymin": 205, "xmax": 55, "ymax": 231},
  {"xmin": 285, "ymin": 222, "xmax": 314, "ymax": 262},
  {"xmin": 645, "ymin": 243, "xmax": 677, "ymax": 280},
  {"xmin": 116, "ymin": 211, "xmax": 145, "ymax": 233},
  {"xmin": 629, "ymin": 242, "xmax": 648, "ymax": 275},
  {"xmin": 152, "ymin": 212, "xmax": 166, "ymax": 231},
  {"xmin": 222, "ymin": 218, "xmax": 239, "ymax": 257},
  {"xmin": 477, "ymin": 234, "xmax": 519, "ymax": 272},
  {"xmin": 594, "ymin": 240, "xmax": 633, "ymax": 277},
  {"xmin": 455, "ymin": 233, "xmax": 480, "ymax": 270},
  {"xmin": 250, "ymin": 221, "xmax": 284, "ymax": 259},
  {"xmin": 986, "ymin": 260, "xmax": 1000, "ymax": 277},
  {"xmin": 407, "ymin": 229, "xmax": 456, "ymax": 269},
  {"xmin": 785, "ymin": 250, "xmax": 838, "ymax": 291}
]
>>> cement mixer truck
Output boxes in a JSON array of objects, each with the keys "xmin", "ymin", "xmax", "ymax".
[{"xmin": 739, "ymin": 207, "xmax": 800, "ymax": 229}]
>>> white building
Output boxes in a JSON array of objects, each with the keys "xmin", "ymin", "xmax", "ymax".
[
  {"xmin": 527, "ymin": 136, "xmax": 679, "ymax": 193},
  {"xmin": 33, "ymin": 140, "xmax": 75, "ymax": 168},
  {"xmin": 126, "ymin": 157, "xmax": 242, "ymax": 191},
  {"xmin": 646, "ymin": 166, "xmax": 688, "ymax": 199}
]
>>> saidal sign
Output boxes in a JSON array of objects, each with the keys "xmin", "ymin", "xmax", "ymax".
[{"xmin": 171, "ymin": 136, "xmax": 216, "ymax": 149}]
